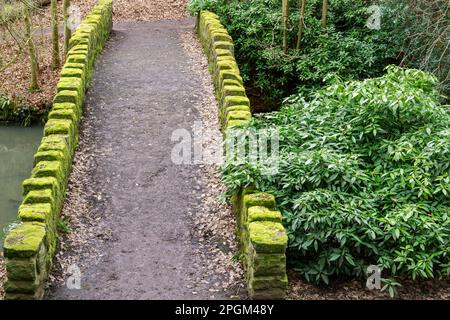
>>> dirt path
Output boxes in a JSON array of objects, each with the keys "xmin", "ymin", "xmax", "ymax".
[{"xmin": 47, "ymin": 18, "xmax": 244, "ymax": 300}]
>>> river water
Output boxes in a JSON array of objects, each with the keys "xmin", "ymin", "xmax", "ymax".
[{"xmin": 0, "ymin": 125, "xmax": 43, "ymax": 248}]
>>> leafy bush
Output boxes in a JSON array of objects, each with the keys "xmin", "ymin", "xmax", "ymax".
[
  {"xmin": 188, "ymin": 0, "xmax": 406, "ymax": 108},
  {"xmin": 0, "ymin": 94, "xmax": 44, "ymax": 126},
  {"xmin": 222, "ymin": 66, "xmax": 450, "ymax": 290}
]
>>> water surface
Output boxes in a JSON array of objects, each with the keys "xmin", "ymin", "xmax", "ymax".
[{"xmin": 0, "ymin": 125, "xmax": 43, "ymax": 248}]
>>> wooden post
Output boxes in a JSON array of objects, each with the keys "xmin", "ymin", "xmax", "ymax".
[
  {"xmin": 321, "ymin": 0, "xmax": 328, "ymax": 29},
  {"xmin": 282, "ymin": 0, "xmax": 289, "ymax": 53},
  {"xmin": 63, "ymin": 0, "xmax": 71, "ymax": 57},
  {"xmin": 23, "ymin": 0, "xmax": 40, "ymax": 91},
  {"xmin": 50, "ymin": 0, "xmax": 60, "ymax": 69},
  {"xmin": 296, "ymin": 0, "xmax": 307, "ymax": 50}
]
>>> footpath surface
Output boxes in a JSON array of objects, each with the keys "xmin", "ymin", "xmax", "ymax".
[{"xmin": 48, "ymin": 19, "xmax": 232, "ymax": 299}]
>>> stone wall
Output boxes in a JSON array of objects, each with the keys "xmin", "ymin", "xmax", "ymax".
[
  {"xmin": 197, "ymin": 10, "xmax": 288, "ymax": 299},
  {"xmin": 2, "ymin": 0, "xmax": 113, "ymax": 300}
]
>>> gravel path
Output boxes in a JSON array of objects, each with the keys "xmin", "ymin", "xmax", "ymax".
[{"xmin": 47, "ymin": 18, "xmax": 245, "ymax": 300}]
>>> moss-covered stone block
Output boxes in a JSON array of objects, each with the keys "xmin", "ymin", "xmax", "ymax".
[
  {"xmin": 48, "ymin": 109, "xmax": 79, "ymax": 126},
  {"xmin": 69, "ymin": 34, "xmax": 90, "ymax": 48},
  {"xmin": 5, "ymin": 258, "xmax": 37, "ymax": 281},
  {"xmin": 64, "ymin": 62, "xmax": 86, "ymax": 71},
  {"xmin": 60, "ymin": 67, "xmax": 85, "ymax": 84},
  {"xmin": 221, "ymin": 84, "xmax": 246, "ymax": 96},
  {"xmin": 56, "ymin": 78, "xmax": 84, "ymax": 98},
  {"xmin": 215, "ymin": 60, "xmax": 239, "ymax": 76},
  {"xmin": 44, "ymin": 119, "xmax": 76, "ymax": 145},
  {"xmin": 18, "ymin": 203, "xmax": 53, "ymax": 224},
  {"xmin": 248, "ymin": 222, "xmax": 287, "ymax": 254},
  {"xmin": 52, "ymin": 102, "xmax": 81, "ymax": 119},
  {"xmin": 248, "ymin": 206, "xmax": 282, "ymax": 223},
  {"xmin": 34, "ymin": 150, "xmax": 66, "ymax": 167},
  {"xmin": 66, "ymin": 53, "xmax": 88, "ymax": 65},
  {"xmin": 219, "ymin": 71, "xmax": 243, "ymax": 90},
  {"xmin": 249, "ymin": 249, "xmax": 286, "ymax": 276},
  {"xmin": 69, "ymin": 44, "xmax": 89, "ymax": 53},
  {"xmin": 226, "ymin": 111, "xmax": 252, "ymax": 125},
  {"xmin": 3, "ymin": 222, "xmax": 46, "ymax": 258},
  {"xmin": 243, "ymin": 193, "xmax": 276, "ymax": 210},
  {"xmin": 222, "ymin": 105, "xmax": 250, "ymax": 122},
  {"xmin": 211, "ymin": 33, "xmax": 232, "ymax": 43},
  {"xmin": 248, "ymin": 286, "xmax": 287, "ymax": 300},
  {"xmin": 4, "ymin": 292, "xmax": 40, "ymax": 300},
  {"xmin": 32, "ymin": 161, "xmax": 65, "ymax": 183},
  {"xmin": 248, "ymin": 274, "xmax": 287, "ymax": 292},
  {"xmin": 223, "ymin": 96, "xmax": 250, "ymax": 110},
  {"xmin": 214, "ymin": 48, "xmax": 234, "ymax": 58},
  {"xmin": 4, "ymin": 278, "xmax": 41, "ymax": 294},
  {"xmin": 53, "ymin": 90, "xmax": 81, "ymax": 108},
  {"xmin": 225, "ymin": 119, "xmax": 249, "ymax": 128},
  {"xmin": 23, "ymin": 190, "xmax": 54, "ymax": 209},
  {"xmin": 22, "ymin": 177, "xmax": 59, "ymax": 198},
  {"xmin": 37, "ymin": 134, "xmax": 71, "ymax": 162},
  {"xmin": 213, "ymin": 41, "xmax": 234, "ymax": 55}
]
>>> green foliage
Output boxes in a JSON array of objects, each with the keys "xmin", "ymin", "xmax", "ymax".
[
  {"xmin": 57, "ymin": 217, "xmax": 72, "ymax": 235},
  {"xmin": 0, "ymin": 0, "xmax": 24, "ymax": 25},
  {"xmin": 188, "ymin": 0, "xmax": 406, "ymax": 107},
  {"xmin": 222, "ymin": 66, "xmax": 450, "ymax": 285},
  {"xmin": 0, "ymin": 94, "xmax": 44, "ymax": 126}
]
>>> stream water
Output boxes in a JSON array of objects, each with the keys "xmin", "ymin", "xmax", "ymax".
[{"xmin": 0, "ymin": 125, "xmax": 43, "ymax": 248}]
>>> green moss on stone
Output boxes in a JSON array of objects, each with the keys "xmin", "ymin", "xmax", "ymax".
[
  {"xmin": 3, "ymin": 222, "xmax": 46, "ymax": 258},
  {"xmin": 248, "ymin": 206, "xmax": 282, "ymax": 223},
  {"xmin": 223, "ymin": 96, "xmax": 250, "ymax": 109},
  {"xmin": 34, "ymin": 150, "xmax": 66, "ymax": 167},
  {"xmin": 53, "ymin": 90, "xmax": 81, "ymax": 107},
  {"xmin": 56, "ymin": 78, "xmax": 84, "ymax": 97},
  {"xmin": 222, "ymin": 105, "xmax": 250, "ymax": 121},
  {"xmin": 219, "ymin": 71, "xmax": 243, "ymax": 89},
  {"xmin": 22, "ymin": 177, "xmax": 59, "ymax": 198},
  {"xmin": 248, "ymin": 246, "xmax": 286, "ymax": 275},
  {"xmin": 23, "ymin": 189, "xmax": 54, "ymax": 208},
  {"xmin": 66, "ymin": 53, "xmax": 88, "ymax": 65},
  {"xmin": 248, "ymin": 221, "xmax": 287, "ymax": 254},
  {"xmin": 32, "ymin": 161, "xmax": 65, "ymax": 182},
  {"xmin": 44, "ymin": 119, "xmax": 75, "ymax": 142},
  {"xmin": 243, "ymin": 192, "xmax": 276, "ymax": 209},
  {"xmin": 214, "ymin": 48, "xmax": 234, "ymax": 58},
  {"xmin": 5, "ymin": 258, "xmax": 37, "ymax": 281},
  {"xmin": 48, "ymin": 109, "xmax": 79, "ymax": 125},
  {"xmin": 52, "ymin": 102, "xmax": 81, "ymax": 119},
  {"xmin": 18, "ymin": 203, "xmax": 53, "ymax": 224},
  {"xmin": 226, "ymin": 119, "xmax": 249, "ymax": 128},
  {"xmin": 4, "ymin": 279, "xmax": 40, "ymax": 294},
  {"xmin": 226, "ymin": 111, "xmax": 252, "ymax": 124}
]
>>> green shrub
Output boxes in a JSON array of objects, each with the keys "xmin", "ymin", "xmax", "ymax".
[
  {"xmin": 189, "ymin": 0, "xmax": 406, "ymax": 107},
  {"xmin": 222, "ymin": 66, "xmax": 450, "ymax": 290},
  {"xmin": 0, "ymin": 94, "xmax": 44, "ymax": 125}
]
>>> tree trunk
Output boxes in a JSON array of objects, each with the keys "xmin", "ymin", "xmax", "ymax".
[
  {"xmin": 282, "ymin": 0, "xmax": 289, "ymax": 53},
  {"xmin": 63, "ymin": 0, "xmax": 71, "ymax": 57},
  {"xmin": 296, "ymin": 0, "xmax": 307, "ymax": 50},
  {"xmin": 50, "ymin": 0, "xmax": 60, "ymax": 69},
  {"xmin": 23, "ymin": 1, "xmax": 40, "ymax": 91},
  {"xmin": 321, "ymin": 0, "xmax": 328, "ymax": 29}
]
